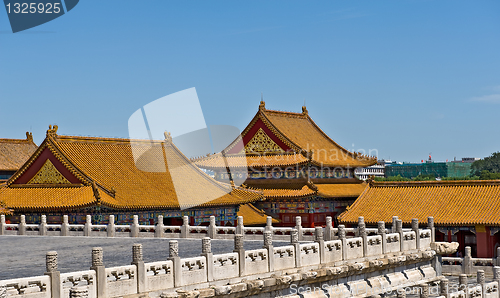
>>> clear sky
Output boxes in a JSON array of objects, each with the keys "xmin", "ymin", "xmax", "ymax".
[{"xmin": 1, "ymin": 1, "xmax": 499, "ymax": 163}]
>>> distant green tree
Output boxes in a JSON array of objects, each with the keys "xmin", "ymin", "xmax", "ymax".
[
  {"xmin": 375, "ymin": 175, "xmax": 410, "ymax": 181},
  {"xmin": 471, "ymin": 152, "xmax": 500, "ymax": 176},
  {"xmin": 414, "ymin": 174, "xmax": 436, "ymax": 181}
]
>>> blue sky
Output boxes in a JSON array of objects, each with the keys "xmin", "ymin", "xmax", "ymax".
[{"xmin": 1, "ymin": 1, "xmax": 499, "ymax": 163}]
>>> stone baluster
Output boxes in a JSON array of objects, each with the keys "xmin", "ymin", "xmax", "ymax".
[
  {"xmin": 84, "ymin": 215, "xmax": 92, "ymax": 236},
  {"xmin": 325, "ymin": 216, "xmax": 334, "ymax": 241},
  {"xmin": 493, "ymin": 266, "xmax": 500, "ymax": 292},
  {"xmin": 0, "ymin": 214, "xmax": 5, "ymax": 235},
  {"xmin": 69, "ymin": 287, "xmax": 89, "ymax": 298},
  {"xmin": 315, "ymin": 227, "xmax": 326, "ymax": 264},
  {"xmin": 358, "ymin": 217, "xmax": 368, "ymax": 257},
  {"xmin": 130, "ymin": 215, "xmax": 139, "ymax": 237},
  {"xmin": 338, "ymin": 225, "xmax": 347, "ymax": 261},
  {"xmin": 0, "ymin": 285, "xmax": 6, "ymax": 298},
  {"xmin": 132, "ymin": 244, "xmax": 145, "ymax": 293},
  {"xmin": 18, "ymin": 215, "xmax": 26, "ymax": 235},
  {"xmin": 477, "ymin": 270, "xmax": 485, "ymax": 296},
  {"xmin": 463, "ymin": 246, "xmax": 472, "ymax": 275},
  {"xmin": 233, "ymin": 234, "xmax": 245, "ymax": 276},
  {"xmin": 107, "ymin": 215, "xmax": 115, "ymax": 237},
  {"xmin": 180, "ymin": 216, "xmax": 189, "ymax": 238},
  {"xmin": 427, "ymin": 216, "xmax": 435, "ymax": 243},
  {"xmin": 396, "ymin": 219, "xmax": 404, "ymax": 252},
  {"xmin": 263, "ymin": 231, "xmax": 274, "ymax": 271},
  {"xmin": 392, "ymin": 216, "xmax": 398, "ymax": 233},
  {"xmin": 61, "ymin": 215, "xmax": 69, "ymax": 236},
  {"xmin": 208, "ymin": 216, "xmax": 216, "ymax": 239},
  {"xmin": 45, "ymin": 251, "xmax": 61, "ymax": 298},
  {"xmin": 201, "ymin": 237, "xmax": 214, "ymax": 281},
  {"xmin": 265, "ymin": 216, "xmax": 273, "ymax": 233},
  {"xmin": 168, "ymin": 240, "xmax": 182, "ymax": 287},
  {"xmin": 496, "ymin": 248, "xmax": 500, "ymax": 267},
  {"xmin": 291, "ymin": 229, "xmax": 301, "ymax": 267},
  {"xmin": 440, "ymin": 278, "xmax": 450, "ymax": 298},
  {"xmin": 39, "ymin": 215, "xmax": 47, "ymax": 236},
  {"xmin": 378, "ymin": 221, "xmax": 387, "ymax": 254},
  {"xmin": 155, "ymin": 215, "xmax": 164, "ymax": 238},
  {"xmin": 420, "ymin": 283, "xmax": 429, "ymax": 298},
  {"xmin": 412, "ymin": 218, "xmax": 420, "ymax": 250},
  {"xmin": 295, "ymin": 216, "xmax": 303, "ymax": 241},
  {"xmin": 236, "ymin": 216, "xmax": 244, "ymax": 235},
  {"xmin": 459, "ymin": 274, "xmax": 468, "ymax": 298},
  {"xmin": 91, "ymin": 247, "xmax": 106, "ymax": 298}
]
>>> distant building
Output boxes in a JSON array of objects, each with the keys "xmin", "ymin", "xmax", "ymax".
[
  {"xmin": 385, "ymin": 160, "xmax": 473, "ymax": 179},
  {"xmin": 0, "ymin": 132, "xmax": 37, "ymax": 182},
  {"xmin": 355, "ymin": 163, "xmax": 385, "ymax": 180}
]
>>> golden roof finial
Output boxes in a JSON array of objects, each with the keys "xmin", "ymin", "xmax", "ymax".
[
  {"xmin": 164, "ymin": 131, "xmax": 172, "ymax": 142},
  {"xmin": 26, "ymin": 131, "xmax": 33, "ymax": 143},
  {"xmin": 302, "ymin": 103, "xmax": 308, "ymax": 115},
  {"xmin": 259, "ymin": 93, "xmax": 265, "ymax": 110},
  {"xmin": 46, "ymin": 125, "xmax": 58, "ymax": 138}
]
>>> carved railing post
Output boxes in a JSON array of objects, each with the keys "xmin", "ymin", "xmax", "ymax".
[
  {"xmin": 497, "ymin": 248, "xmax": 500, "ymax": 266},
  {"xmin": 91, "ymin": 247, "xmax": 106, "ymax": 298},
  {"xmin": 265, "ymin": 216, "xmax": 273, "ymax": 232},
  {"xmin": 169, "ymin": 240, "xmax": 182, "ymax": 287},
  {"xmin": 358, "ymin": 216, "xmax": 368, "ymax": 257},
  {"xmin": 132, "ymin": 244, "xmax": 145, "ymax": 294},
  {"xmin": 477, "ymin": 270, "xmax": 486, "ymax": 296},
  {"xmin": 208, "ymin": 216, "xmax": 216, "ymax": 239},
  {"xmin": 61, "ymin": 215, "xmax": 69, "ymax": 236},
  {"xmin": 338, "ymin": 225, "xmax": 347, "ymax": 261},
  {"xmin": 459, "ymin": 274, "xmax": 468, "ymax": 298},
  {"xmin": 107, "ymin": 215, "xmax": 115, "ymax": 237},
  {"xmin": 201, "ymin": 237, "xmax": 214, "ymax": 281},
  {"xmin": 291, "ymin": 229, "xmax": 301, "ymax": 267},
  {"xmin": 263, "ymin": 231, "xmax": 274, "ymax": 271},
  {"xmin": 0, "ymin": 215, "xmax": 5, "ymax": 235},
  {"xmin": 295, "ymin": 216, "xmax": 303, "ymax": 241},
  {"xmin": 130, "ymin": 215, "xmax": 139, "ymax": 237},
  {"xmin": 0, "ymin": 286, "xmax": 6, "ymax": 298},
  {"xmin": 84, "ymin": 215, "xmax": 92, "ymax": 237},
  {"xmin": 155, "ymin": 215, "xmax": 164, "ymax": 238},
  {"xmin": 233, "ymin": 234, "xmax": 245, "ymax": 276},
  {"xmin": 39, "ymin": 215, "xmax": 47, "ymax": 236},
  {"xmin": 396, "ymin": 219, "xmax": 404, "ymax": 252},
  {"xmin": 440, "ymin": 278, "xmax": 450, "ymax": 298},
  {"xmin": 463, "ymin": 246, "xmax": 472, "ymax": 275},
  {"xmin": 325, "ymin": 216, "xmax": 334, "ymax": 241},
  {"xmin": 45, "ymin": 251, "xmax": 61, "ymax": 298},
  {"xmin": 181, "ymin": 216, "xmax": 189, "ymax": 238},
  {"xmin": 315, "ymin": 227, "xmax": 326, "ymax": 264},
  {"xmin": 493, "ymin": 266, "xmax": 500, "ymax": 290},
  {"xmin": 378, "ymin": 221, "xmax": 387, "ymax": 254},
  {"xmin": 427, "ymin": 216, "xmax": 435, "ymax": 243},
  {"xmin": 412, "ymin": 218, "xmax": 420, "ymax": 250},
  {"xmin": 19, "ymin": 215, "xmax": 26, "ymax": 235},
  {"xmin": 236, "ymin": 216, "xmax": 244, "ymax": 235},
  {"xmin": 392, "ymin": 216, "xmax": 398, "ymax": 233}
]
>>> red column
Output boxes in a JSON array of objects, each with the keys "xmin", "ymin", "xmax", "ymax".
[
  {"xmin": 476, "ymin": 225, "xmax": 490, "ymax": 258},
  {"xmin": 308, "ymin": 212, "xmax": 314, "ymax": 228}
]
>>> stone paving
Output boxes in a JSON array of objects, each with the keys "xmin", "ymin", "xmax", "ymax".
[{"xmin": 0, "ymin": 235, "xmax": 290, "ymax": 280}]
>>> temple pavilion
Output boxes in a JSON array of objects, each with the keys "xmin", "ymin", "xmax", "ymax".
[
  {"xmin": 194, "ymin": 101, "xmax": 377, "ymax": 227},
  {"xmin": 338, "ymin": 179, "xmax": 500, "ymax": 258},
  {"xmin": 0, "ymin": 126, "xmax": 266, "ymax": 225}
]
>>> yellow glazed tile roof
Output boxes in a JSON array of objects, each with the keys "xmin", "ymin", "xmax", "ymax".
[
  {"xmin": 316, "ymin": 182, "xmax": 367, "ymax": 198},
  {"xmin": 237, "ymin": 203, "xmax": 278, "ymax": 225},
  {"xmin": 0, "ymin": 133, "xmax": 37, "ymax": 171},
  {"xmin": 194, "ymin": 152, "xmax": 308, "ymax": 169},
  {"xmin": 2, "ymin": 127, "xmax": 263, "ymax": 211},
  {"xmin": 261, "ymin": 184, "xmax": 316, "ymax": 199},
  {"xmin": 338, "ymin": 180, "xmax": 500, "ymax": 226}
]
